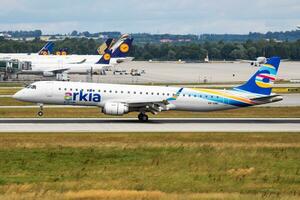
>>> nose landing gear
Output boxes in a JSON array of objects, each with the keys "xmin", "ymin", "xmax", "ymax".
[
  {"xmin": 37, "ymin": 104, "xmax": 44, "ymax": 117},
  {"xmin": 138, "ymin": 113, "xmax": 149, "ymax": 122}
]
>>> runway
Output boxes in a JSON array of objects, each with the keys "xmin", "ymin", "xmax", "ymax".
[{"xmin": 0, "ymin": 118, "xmax": 299, "ymax": 132}]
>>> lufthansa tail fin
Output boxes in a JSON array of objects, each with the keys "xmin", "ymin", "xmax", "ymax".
[
  {"xmin": 95, "ymin": 49, "xmax": 112, "ymax": 65},
  {"xmin": 97, "ymin": 38, "xmax": 114, "ymax": 55},
  {"xmin": 234, "ymin": 57, "xmax": 281, "ymax": 95},
  {"xmin": 111, "ymin": 38, "xmax": 133, "ymax": 58},
  {"xmin": 38, "ymin": 42, "xmax": 54, "ymax": 55}
]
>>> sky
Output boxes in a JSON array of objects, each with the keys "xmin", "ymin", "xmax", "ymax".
[{"xmin": 0, "ymin": 0, "xmax": 299, "ymax": 35}]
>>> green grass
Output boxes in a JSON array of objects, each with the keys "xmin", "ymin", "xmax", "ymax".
[
  {"xmin": 0, "ymin": 82, "xmax": 24, "ymax": 87},
  {"xmin": 0, "ymin": 132, "xmax": 300, "ymax": 199},
  {"xmin": 0, "ymin": 106, "xmax": 300, "ymax": 118},
  {"xmin": 0, "ymin": 88, "xmax": 21, "ymax": 95},
  {"xmin": 0, "ymin": 97, "xmax": 33, "ymax": 106}
]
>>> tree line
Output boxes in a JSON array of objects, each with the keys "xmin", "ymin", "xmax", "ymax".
[{"xmin": 0, "ymin": 37, "xmax": 300, "ymax": 61}]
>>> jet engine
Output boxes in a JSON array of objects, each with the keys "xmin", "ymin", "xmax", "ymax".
[
  {"xmin": 43, "ymin": 71, "xmax": 55, "ymax": 77},
  {"xmin": 102, "ymin": 102, "xmax": 129, "ymax": 115}
]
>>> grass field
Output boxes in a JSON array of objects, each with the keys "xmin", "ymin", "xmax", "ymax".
[
  {"xmin": 0, "ymin": 132, "xmax": 299, "ymax": 200},
  {"xmin": 0, "ymin": 107, "xmax": 300, "ymax": 118},
  {"xmin": 0, "ymin": 88, "xmax": 21, "ymax": 95},
  {"xmin": 0, "ymin": 97, "xmax": 33, "ymax": 106}
]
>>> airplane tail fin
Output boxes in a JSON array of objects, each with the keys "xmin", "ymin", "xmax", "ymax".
[
  {"xmin": 38, "ymin": 42, "xmax": 54, "ymax": 55},
  {"xmin": 97, "ymin": 38, "xmax": 114, "ymax": 55},
  {"xmin": 95, "ymin": 49, "xmax": 112, "ymax": 64},
  {"xmin": 234, "ymin": 57, "xmax": 281, "ymax": 95},
  {"xmin": 111, "ymin": 38, "xmax": 133, "ymax": 58}
]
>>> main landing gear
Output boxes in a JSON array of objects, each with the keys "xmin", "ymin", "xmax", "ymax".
[
  {"xmin": 138, "ymin": 112, "xmax": 149, "ymax": 122},
  {"xmin": 37, "ymin": 104, "xmax": 44, "ymax": 117}
]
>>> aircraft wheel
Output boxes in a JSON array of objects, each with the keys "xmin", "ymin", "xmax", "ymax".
[
  {"xmin": 138, "ymin": 113, "xmax": 149, "ymax": 122},
  {"xmin": 37, "ymin": 111, "xmax": 44, "ymax": 117}
]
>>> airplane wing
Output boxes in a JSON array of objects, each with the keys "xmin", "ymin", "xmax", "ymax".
[
  {"xmin": 69, "ymin": 59, "xmax": 87, "ymax": 64},
  {"xmin": 46, "ymin": 68, "xmax": 70, "ymax": 74},
  {"xmin": 108, "ymin": 99, "xmax": 170, "ymax": 114}
]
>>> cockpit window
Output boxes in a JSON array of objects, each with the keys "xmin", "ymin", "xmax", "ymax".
[{"xmin": 26, "ymin": 85, "xmax": 37, "ymax": 89}]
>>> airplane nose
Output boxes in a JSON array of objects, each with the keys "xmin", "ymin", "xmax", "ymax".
[{"xmin": 13, "ymin": 90, "xmax": 24, "ymax": 101}]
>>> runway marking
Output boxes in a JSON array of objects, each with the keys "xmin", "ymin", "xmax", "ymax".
[
  {"xmin": 0, "ymin": 118, "xmax": 300, "ymax": 124},
  {"xmin": 0, "ymin": 118, "xmax": 299, "ymax": 132}
]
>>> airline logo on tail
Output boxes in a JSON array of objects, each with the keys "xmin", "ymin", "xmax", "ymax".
[
  {"xmin": 103, "ymin": 52, "xmax": 111, "ymax": 61},
  {"xmin": 235, "ymin": 57, "xmax": 280, "ymax": 95},
  {"xmin": 111, "ymin": 38, "xmax": 133, "ymax": 58},
  {"xmin": 95, "ymin": 49, "xmax": 112, "ymax": 65},
  {"xmin": 255, "ymin": 64, "xmax": 276, "ymax": 88},
  {"xmin": 120, "ymin": 43, "xmax": 129, "ymax": 53}
]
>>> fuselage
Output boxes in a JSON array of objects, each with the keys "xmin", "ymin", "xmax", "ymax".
[
  {"xmin": 0, "ymin": 53, "xmax": 131, "ymax": 65},
  {"xmin": 13, "ymin": 81, "xmax": 272, "ymax": 113}
]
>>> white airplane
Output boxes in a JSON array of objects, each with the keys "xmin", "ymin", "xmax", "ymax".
[
  {"xmin": 13, "ymin": 57, "xmax": 282, "ymax": 122},
  {"xmin": 0, "ymin": 42, "xmax": 55, "ymax": 60},
  {"xmin": 18, "ymin": 38, "xmax": 133, "ymax": 77},
  {"xmin": 239, "ymin": 57, "xmax": 267, "ymax": 67},
  {"xmin": 0, "ymin": 35, "xmax": 134, "ymax": 70}
]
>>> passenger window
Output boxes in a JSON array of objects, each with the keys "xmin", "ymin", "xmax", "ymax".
[
  {"xmin": 140, "ymin": 92, "xmax": 142, "ymax": 95},
  {"xmin": 121, "ymin": 91, "xmax": 124, "ymax": 93},
  {"xmin": 115, "ymin": 91, "xmax": 118, "ymax": 93},
  {"xmin": 188, "ymin": 94, "xmax": 191, "ymax": 97},
  {"xmin": 157, "ymin": 93, "xmax": 159, "ymax": 95},
  {"xmin": 134, "ymin": 92, "xmax": 136, "ymax": 94},
  {"xmin": 128, "ymin": 91, "xmax": 130, "ymax": 94},
  {"xmin": 146, "ymin": 92, "xmax": 149, "ymax": 95},
  {"xmin": 64, "ymin": 88, "xmax": 67, "ymax": 91},
  {"xmin": 151, "ymin": 92, "xmax": 154, "ymax": 95},
  {"xmin": 109, "ymin": 90, "xmax": 112, "ymax": 93},
  {"xmin": 194, "ymin": 95, "xmax": 197, "ymax": 97},
  {"xmin": 59, "ymin": 88, "xmax": 61, "ymax": 90}
]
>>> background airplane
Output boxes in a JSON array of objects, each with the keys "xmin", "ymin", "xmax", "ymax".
[
  {"xmin": 238, "ymin": 57, "xmax": 268, "ymax": 67},
  {"xmin": 13, "ymin": 57, "xmax": 282, "ymax": 121},
  {"xmin": 0, "ymin": 41, "xmax": 54, "ymax": 60}
]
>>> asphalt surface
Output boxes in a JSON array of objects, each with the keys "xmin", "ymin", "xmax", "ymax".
[
  {"xmin": 15, "ymin": 61, "xmax": 300, "ymax": 84},
  {"xmin": 0, "ymin": 118, "xmax": 299, "ymax": 132}
]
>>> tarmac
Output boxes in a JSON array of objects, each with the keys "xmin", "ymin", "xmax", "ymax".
[
  {"xmin": 14, "ymin": 61, "xmax": 300, "ymax": 84},
  {"xmin": 0, "ymin": 118, "xmax": 299, "ymax": 132}
]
